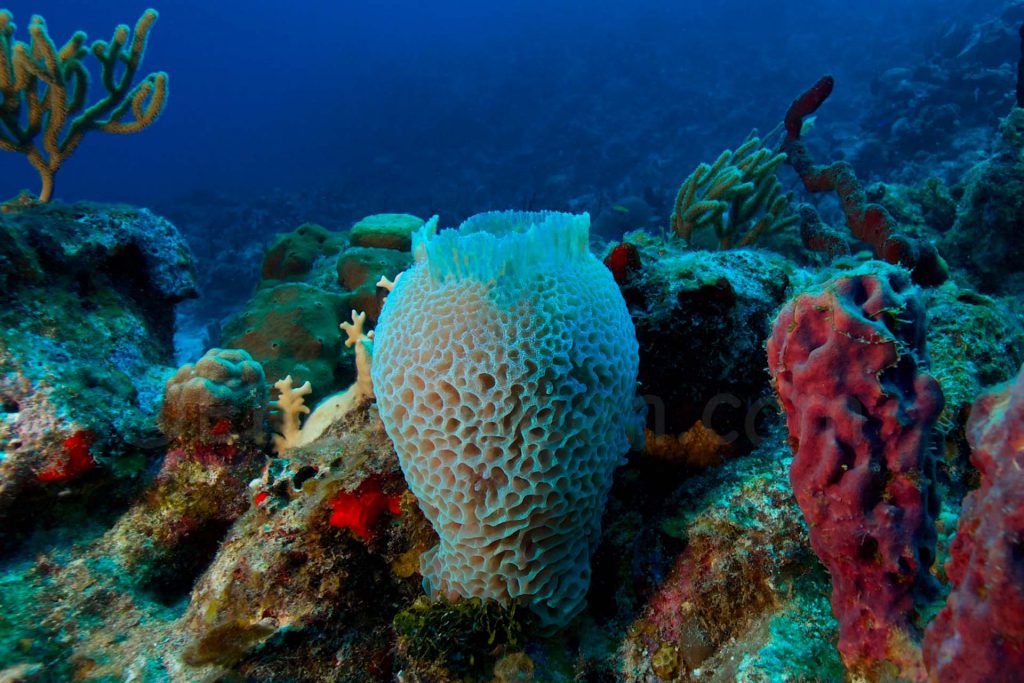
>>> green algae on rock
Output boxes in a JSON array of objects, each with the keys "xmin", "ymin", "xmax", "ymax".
[{"xmin": 0, "ymin": 202, "xmax": 196, "ymax": 539}]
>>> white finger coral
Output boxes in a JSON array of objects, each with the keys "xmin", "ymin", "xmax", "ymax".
[
  {"xmin": 340, "ymin": 309, "xmax": 374, "ymax": 401},
  {"xmin": 269, "ymin": 310, "xmax": 380, "ymax": 456},
  {"xmin": 372, "ymin": 210, "xmax": 642, "ymax": 628},
  {"xmin": 270, "ymin": 375, "xmax": 311, "ymax": 455}
]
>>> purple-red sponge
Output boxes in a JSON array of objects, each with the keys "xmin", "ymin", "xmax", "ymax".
[
  {"xmin": 923, "ymin": 364, "xmax": 1024, "ymax": 682},
  {"xmin": 767, "ymin": 265, "xmax": 942, "ymax": 681}
]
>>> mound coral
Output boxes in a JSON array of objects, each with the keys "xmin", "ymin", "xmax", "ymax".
[
  {"xmin": 767, "ymin": 265, "xmax": 943, "ymax": 681},
  {"xmin": 221, "ymin": 282, "xmax": 350, "ymax": 404},
  {"xmin": 160, "ymin": 347, "xmax": 267, "ymax": 457},
  {"xmin": 260, "ymin": 223, "xmax": 345, "ymax": 284},
  {"xmin": 223, "ymin": 216, "xmax": 414, "ymax": 404},
  {"xmin": 372, "ymin": 211, "xmax": 642, "ymax": 628},
  {"xmin": 348, "ymin": 212, "xmax": 423, "ymax": 251},
  {"xmin": 0, "ymin": 9, "xmax": 168, "ymax": 202}
]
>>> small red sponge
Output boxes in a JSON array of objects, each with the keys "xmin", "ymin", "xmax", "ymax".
[{"xmin": 329, "ymin": 476, "xmax": 402, "ymax": 541}]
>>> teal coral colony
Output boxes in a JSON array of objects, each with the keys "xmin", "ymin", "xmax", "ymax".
[{"xmin": 2, "ymin": 3, "xmax": 1024, "ymax": 683}]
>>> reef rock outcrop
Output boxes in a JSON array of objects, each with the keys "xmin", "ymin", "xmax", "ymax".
[{"xmin": 0, "ymin": 202, "xmax": 196, "ymax": 534}]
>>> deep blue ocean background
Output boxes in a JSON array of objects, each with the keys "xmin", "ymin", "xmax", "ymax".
[
  {"xmin": 2, "ymin": 0, "xmax": 1016, "ymax": 331},
  {"xmin": 0, "ymin": 0, "xmax": 1005, "ymax": 209}
]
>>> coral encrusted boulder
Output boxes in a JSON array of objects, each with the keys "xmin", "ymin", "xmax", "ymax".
[{"xmin": 0, "ymin": 202, "xmax": 196, "ymax": 530}]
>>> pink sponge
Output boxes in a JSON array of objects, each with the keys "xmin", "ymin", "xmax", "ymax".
[
  {"xmin": 923, "ymin": 364, "xmax": 1024, "ymax": 682},
  {"xmin": 767, "ymin": 265, "xmax": 942, "ymax": 681}
]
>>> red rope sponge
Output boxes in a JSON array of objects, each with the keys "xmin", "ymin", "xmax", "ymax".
[
  {"xmin": 780, "ymin": 76, "xmax": 948, "ymax": 285},
  {"xmin": 784, "ymin": 75, "xmax": 834, "ymax": 140}
]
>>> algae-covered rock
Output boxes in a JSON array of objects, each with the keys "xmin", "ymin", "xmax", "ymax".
[
  {"xmin": 110, "ymin": 458, "xmax": 260, "ymax": 601},
  {"xmin": 925, "ymin": 283, "xmax": 1024, "ymax": 437},
  {"xmin": 0, "ymin": 375, "xmax": 838, "ymax": 682},
  {"xmin": 617, "ymin": 431, "xmax": 825, "ymax": 682},
  {"xmin": 0, "ymin": 400, "xmax": 431, "ymax": 682},
  {"xmin": 261, "ymin": 223, "xmax": 347, "ymax": 284},
  {"xmin": 941, "ymin": 109, "xmax": 1024, "ymax": 296},
  {"xmin": 923, "ymin": 283, "xmax": 1024, "ymax": 499},
  {"xmin": 733, "ymin": 575, "xmax": 845, "ymax": 682},
  {"xmin": 393, "ymin": 596, "xmax": 531, "ymax": 681},
  {"xmin": 617, "ymin": 231, "xmax": 796, "ymax": 452},
  {"xmin": 221, "ymin": 283, "xmax": 350, "ymax": 403},
  {"xmin": 3, "ymin": 202, "xmax": 198, "ymax": 306},
  {"xmin": 180, "ymin": 404, "xmax": 433, "ymax": 680},
  {"xmin": 108, "ymin": 349, "xmax": 269, "ymax": 599},
  {"xmin": 348, "ymin": 213, "xmax": 424, "ymax": 251},
  {"xmin": 870, "ymin": 177, "xmax": 959, "ymax": 237},
  {"xmin": 0, "ymin": 202, "xmax": 197, "ymax": 534}
]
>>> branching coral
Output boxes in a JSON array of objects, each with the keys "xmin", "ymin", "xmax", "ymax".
[
  {"xmin": 270, "ymin": 375, "xmax": 313, "ymax": 455},
  {"xmin": 340, "ymin": 309, "xmax": 375, "ymax": 401},
  {"xmin": 0, "ymin": 9, "xmax": 168, "ymax": 202},
  {"xmin": 269, "ymin": 309, "xmax": 380, "ymax": 456},
  {"xmin": 670, "ymin": 132, "xmax": 796, "ymax": 248}
]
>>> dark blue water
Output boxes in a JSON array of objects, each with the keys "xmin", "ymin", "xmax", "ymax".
[{"xmin": 0, "ymin": 0, "xmax": 1005, "ymax": 218}]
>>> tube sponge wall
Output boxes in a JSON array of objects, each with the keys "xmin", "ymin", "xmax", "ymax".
[{"xmin": 372, "ymin": 211, "xmax": 641, "ymax": 628}]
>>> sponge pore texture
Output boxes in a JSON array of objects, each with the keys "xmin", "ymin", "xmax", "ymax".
[{"xmin": 372, "ymin": 211, "xmax": 640, "ymax": 627}]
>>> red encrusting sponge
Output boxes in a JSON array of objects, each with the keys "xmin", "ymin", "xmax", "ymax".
[
  {"xmin": 329, "ymin": 476, "xmax": 403, "ymax": 542},
  {"xmin": 37, "ymin": 430, "xmax": 96, "ymax": 483}
]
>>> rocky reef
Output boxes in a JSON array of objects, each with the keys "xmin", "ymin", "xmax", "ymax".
[
  {"xmin": 4, "ymin": 8, "xmax": 1024, "ymax": 682},
  {"xmin": 0, "ymin": 203, "xmax": 196, "ymax": 547},
  {"xmin": 2, "ymin": 176, "xmax": 1021, "ymax": 682}
]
